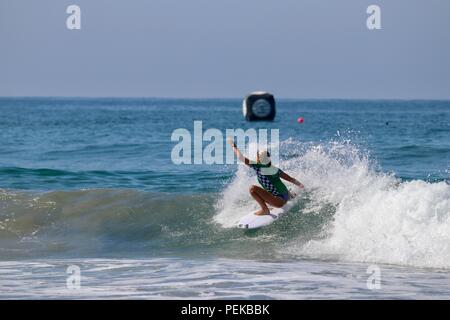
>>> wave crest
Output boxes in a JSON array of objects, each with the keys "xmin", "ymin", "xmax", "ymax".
[{"xmin": 215, "ymin": 138, "xmax": 450, "ymax": 269}]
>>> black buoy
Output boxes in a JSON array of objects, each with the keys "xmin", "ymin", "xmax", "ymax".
[{"xmin": 243, "ymin": 92, "xmax": 276, "ymax": 121}]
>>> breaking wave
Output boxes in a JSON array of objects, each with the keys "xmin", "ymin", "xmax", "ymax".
[{"xmin": 1, "ymin": 139, "xmax": 449, "ymax": 269}]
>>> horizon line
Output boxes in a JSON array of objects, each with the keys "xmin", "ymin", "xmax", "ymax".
[{"xmin": 1, "ymin": 95, "xmax": 450, "ymax": 102}]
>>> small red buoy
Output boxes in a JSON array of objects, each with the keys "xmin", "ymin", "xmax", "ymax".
[{"xmin": 297, "ymin": 117, "xmax": 304, "ymax": 124}]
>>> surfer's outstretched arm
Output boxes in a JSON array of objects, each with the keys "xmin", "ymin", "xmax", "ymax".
[
  {"xmin": 280, "ymin": 171, "xmax": 304, "ymax": 189},
  {"xmin": 227, "ymin": 138, "xmax": 251, "ymax": 166}
]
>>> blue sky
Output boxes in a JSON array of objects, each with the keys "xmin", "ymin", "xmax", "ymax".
[{"xmin": 1, "ymin": 0, "xmax": 450, "ymax": 99}]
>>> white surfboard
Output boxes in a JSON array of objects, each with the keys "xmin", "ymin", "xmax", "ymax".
[{"xmin": 237, "ymin": 200, "xmax": 296, "ymax": 230}]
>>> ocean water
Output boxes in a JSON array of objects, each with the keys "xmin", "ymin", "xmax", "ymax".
[{"xmin": 0, "ymin": 97, "xmax": 449, "ymax": 299}]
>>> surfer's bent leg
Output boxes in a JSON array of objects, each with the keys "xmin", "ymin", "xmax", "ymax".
[{"xmin": 249, "ymin": 185, "xmax": 286, "ymax": 216}]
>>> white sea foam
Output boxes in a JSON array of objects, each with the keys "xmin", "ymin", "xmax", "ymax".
[
  {"xmin": 215, "ymin": 139, "xmax": 450, "ymax": 269},
  {"xmin": 1, "ymin": 258, "xmax": 449, "ymax": 299},
  {"xmin": 297, "ymin": 178, "xmax": 450, "ymax": 269}
]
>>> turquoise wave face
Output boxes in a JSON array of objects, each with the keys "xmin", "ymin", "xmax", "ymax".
[{"xmin": 0, "ymin": 188, "xmax": 333, "ymax": 261}]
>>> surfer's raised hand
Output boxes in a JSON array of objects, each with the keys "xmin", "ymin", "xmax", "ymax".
[
  {"xmin": 227, "ymin": 137, "xmax": 235, "ymax": 147},
  {"xmin": 227, "ymin": 137, "xmax": 250, "ymax": 165}
]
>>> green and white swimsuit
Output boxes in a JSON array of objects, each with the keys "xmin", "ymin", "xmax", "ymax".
[{"xmin": 250, "ymin": 163, "xmax": 289, "ymax": 201}]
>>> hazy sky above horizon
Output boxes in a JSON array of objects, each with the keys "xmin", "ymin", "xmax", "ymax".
[{"xmin": 1, "ymin": 0, "xmax": 450, "ymax": 99}]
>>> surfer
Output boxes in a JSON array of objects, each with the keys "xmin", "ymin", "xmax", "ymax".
[{"xmin": 228, "ymin": 138, "xmax": 304, "ymax": 216}]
